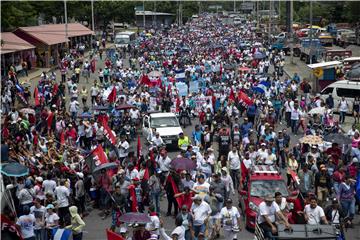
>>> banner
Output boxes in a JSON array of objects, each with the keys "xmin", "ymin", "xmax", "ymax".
[
  {"xmin": 175, "ymin": 82, "xmax": 188, "ymax": 97},
  {"xmin": 189, "ymin": 81, "xmax": 199, "ymax": 93},
  {"xmin": 85, "ymin": 145, "xmax": 108, "ymax": 172},
  {"xmin": 194, "ymin": 96, "xmax": 212, "ymax": 112},
  {"xmin": 1, "ymin": 214, "xmax": 22, "ymax": 240}
]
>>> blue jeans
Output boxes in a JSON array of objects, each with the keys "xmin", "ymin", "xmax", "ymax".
[
  {"xmin": 339, "ymin": 111, "xmax": 346, "ymax": 123},
  {"xmin": 35, "ymin": 229, "xmax": 47, "ymax": 240},
  {"xmin": 341, "ymin": 199, "xmax": 355, "ymax": 220},
  {"xmin": 184, "ymin": 230, "xmax": 192, "ymax": 240},
  {"xmin": 151, "ymin": 190, "xmax": 161, "ymax": 214},
  {"xmin": 193, "ymin": 224, "xmax": 206, "ymax": 237},
  {"xmin": 291, "ymin": 119, "xmax": 299, "ymax": 134}
]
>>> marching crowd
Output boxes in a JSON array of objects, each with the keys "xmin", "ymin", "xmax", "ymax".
[{"xmin": 2, "ymin": 13, "xmax": 360, "ymax": 240}]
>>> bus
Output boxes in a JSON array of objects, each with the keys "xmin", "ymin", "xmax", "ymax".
[
  {"xmin": 114, "ymin": 31, "xmax": 136, "ymax": 49},
  {"xmin": 343, "ymin": 57, "xmax": 360, "ymax": 71}
]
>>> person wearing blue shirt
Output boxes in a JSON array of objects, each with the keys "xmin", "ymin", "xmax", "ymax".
[
  {"xmin": 192, "ymin": 125, "xmax": 203, "ymax": 146},
  {"xmin": 246, "ymin": 104, "xmax": 257, "ymax": 124},
  {"xmin": 240, "ymin": 118, "xmax": 253, "ymax": 139},
  {"xmin": 293, "ymin": 73, "xmax": 300, "ymax": 84}
]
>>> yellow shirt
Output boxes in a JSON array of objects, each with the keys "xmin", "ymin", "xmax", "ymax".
[
  {"xmin": 75, "ymin": 68, "xmax": 81, "ymax": 74},
  {"xmin": 178, "ymin": 136, "xmax": 190, "ymax": 148}
]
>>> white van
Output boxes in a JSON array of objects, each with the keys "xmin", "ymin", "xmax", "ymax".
[
  {"xmin": 114, "ymin": 31, "xmax": 136, "ymax": 48},
  {"xmin": 320, "ymin": 80, "xmax": 360, "ymax": 113},
  {"xmin": 143, "ymin": 112, "xmax": 183, "ymax": 147}
]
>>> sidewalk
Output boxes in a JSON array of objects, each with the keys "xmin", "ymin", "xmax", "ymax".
[{"xmin": 18, "ymin": 43, "xmax": 115, "ymax": 83}]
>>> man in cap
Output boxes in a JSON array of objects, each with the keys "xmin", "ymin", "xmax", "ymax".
[
  {"xmin": 75, "ymin": 172, "xmax": 85, "ymax": 216},
  {"xmin": 220, "ymin": 198, "xmax": 242, "ymax": 240},
  {"xmin": 324, "ymin": 198, "xmax": 345, "ymax": 225},
  {"xmin": 314, "ymin": 165, "xmax": 331, "ymax": 207},
  {"xmin": 257, "ymin": 195, "xmax": 290, "ymax": 239},
  {"xmin": 190, "ymin": 195, "xmax": 212, "ymax": 238}
]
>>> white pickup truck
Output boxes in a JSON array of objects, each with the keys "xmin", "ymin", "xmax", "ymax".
[{"xmin": 143, "ymin": 112, "xmax": 183, "ymax": 147}]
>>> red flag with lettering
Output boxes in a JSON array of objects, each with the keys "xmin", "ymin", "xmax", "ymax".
[
  {"xmin": 107, "ymin": 87, "xmax": 117, "ymax": 103},
  {"xmin": 34, "ymin": 87, "xmax": 40, "ymax": 106},
  {"xmin": 238, "ymin": 91, "xmax": 253, "ymax": 106},
  {"xmin": 101, "ymin": 118, "xmax": 116, "ymax": 145},
  {"xmin": 85, "ymin": 145, "xmax": 109, "ymax": 172},
  {"xmin": 128, "ymin": 185, "xmax": 138, "ymax": 212}
]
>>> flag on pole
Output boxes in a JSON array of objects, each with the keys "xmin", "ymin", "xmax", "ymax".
[
  {"xmin": 107, "ymin": 86, "xmax": 117, "ymax": 103},
  {"xmin": 85, "ymin": 145, "xmax": 108, "ymax": 172},
  {"xmin": 34, "ymin": 87, "xmax": 40, "ymax": 106},
  {"xmin": 229, "ymin": 88, "xmax": 235, "ymax": 102},
  {"xmin": 101, "ymin": 118, "xmax": 117, "ymax": 145},
  {"xmin": 237, "ymin": 91, "xmax": 253, "ymax": 106},
  {"xmin": 52, "ymin": 228, "xmax": 71, "ymax": 240},
  {"xmin": 175, "ymin": 69, "xmax": 185, "ymax": 82},
  {"xmin": 137, "ymin": 135, "xmax": 142, "ymax": 160}
]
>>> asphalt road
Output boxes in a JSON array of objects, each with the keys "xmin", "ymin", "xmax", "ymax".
[{"xmin": 24, "ymin": 45, "xmax": 360, "ymax": 240}]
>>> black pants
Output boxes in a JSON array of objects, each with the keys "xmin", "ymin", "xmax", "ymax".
[
  {"xmin": 75, "ymin": 195, "xmax": 86, "ymax": 215},
  {"xmin": 58, "ymin": 206, "xmax": 70, "ymax": 227},
  {"xmin": 285, "ymin": 112, "xmax": 291, "ymax": 127},
  {"xmin": 167, "ymin": 192, "xmax": 178, "ymax": 216}
]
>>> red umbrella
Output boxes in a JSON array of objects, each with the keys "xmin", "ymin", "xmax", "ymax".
[
  {"xmin": 239, "ymin": 66, "xmax": 251, "ymax": 72},
  {"xmin": 116, "ymin": 104, "xmax": 136, "ymax": 110},
  {"xmin": 170, "ymin": 157, "xmax": 197, "ymax": 171}
]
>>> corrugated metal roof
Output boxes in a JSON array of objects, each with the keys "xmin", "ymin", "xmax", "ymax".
[
  {"xmin": 135, "ymin": 11, "xmax": 174, "ymax": 16},
  {"xmin": 0, "ymin": 32, "xmax": 35, "ymax": 55},
  {"xmin": 17, "ymin": 23, "xmax": 94, "ymax": 45}
]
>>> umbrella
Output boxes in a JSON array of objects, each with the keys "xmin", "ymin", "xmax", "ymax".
[
  {"xmin": 323, "ymin": 133, "xmax": 352, "ymax": 145},
  {"xmin": 79, "ymin": 112, "xmax": 92, "ymax": 119},
  {"xmin": 119, "ymin": 212, "xmax": 151, "ymax": 224},
  {"xmin": 148, "ymin": 71, "xmax": 162, "ymax": 78},
  {"xmin": 116, "ymin": 103, "xmax": 136, "ymax": 110},
  {"xmin": 0, "ymin": 162, "xmax": 29, "ymax": 177},
  {"xmin": 239, "ymin": 67, "xmax": 251, "ymax": 72},
  {"xmin": 253, "ymin": 52, "xmax": 266, "ymax": 59},
  {"xmin": 170, "ymin": 157, "xmax": 197, "ymax": 171},
  {"xmin": 19, "ymin": 108, "xmax": 35, "ymax": 115},
  {"xmin": 308, "ymin": 107, "xmax": 326, "ymax": 115},
  {"xmin": 93, "ymin": 162, "xmax": 118, "ymax": 173},
  {"xmin": 299, "ymin": 135, "xmax": 324, "ymax": 145},
  {"xmin": 252, "ymin": 87, "xmax": 265, "ymax": 94},
  {"xmin": 93, "ymin": 106, "xmax": 110, "ymax": 111}
]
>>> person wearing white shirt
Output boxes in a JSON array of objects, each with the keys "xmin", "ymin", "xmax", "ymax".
[
  {"xmin": 258, "ymin": 195, "xmax": 291, "ymax": 239},
  {"xmin": 69, "ymin": 99, "xmax": 79, "ymax": 120},
  {"xmin": 220, "ymin": 199, "xmax": 242, "ymax": 240},
  {"xmin": 274, "ymin": 192, "xmax": 288, "ymax": 214},
  {"xmin": 338, "ymin": 97, "xmax": 349, "ymax": 124},
  {"xmin": 54, "ymin": 180, "xmax": 70, "ymax": 226},
  {"xmin": 304, "ymin": 197, "xmax": 328, "ymax": 225},
  {"xmin": 257, "ymin": 143, "xmax": 269, "ymax": 164},
  {"xmin": 284, "ymin": 99, "xmax": 294, "ymax": 127},
  {"xmin": 151, "ymin": 132, "xmax": 164, "ymax": 147},
  {"xmin": 290, "ymin": 105, "xmax": 300, "ymax": 135},
  {"xmin": 227, "ymin": 146, "xmax": 241, "ymax": 190},
  {"xmin": 191, "ymin": 195, "xmax": 212, "ymax": 237},
  {"xmin": 160, "ymin": 217, "xmax": 186, "ymax": 240},
  {"xmin": 118, "ymin": 136, "xmax": 129, "ymax": 160},
  {"xmin": 146, "ymin": 206, "xmax": 160, "ymax": 236},
  {"xmin": 192, "ymin": 175, "xmax": 210, "ymax": 198},
  {"xmin": 156, "ymin": 150, "xmax": 172, "ymax": 177},
  {"xmin": 42, "ymin": 175, "xmax": 57, "ymax": 194}
]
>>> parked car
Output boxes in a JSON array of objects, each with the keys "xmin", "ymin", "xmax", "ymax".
[{"xmin": 320, "ymin": 80, "xmax": 360, "ymax": 114}]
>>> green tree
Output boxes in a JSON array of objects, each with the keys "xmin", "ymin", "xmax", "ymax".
[{"xmin": 1, "ymin": 1, "xmax": 37, "ymax": 31}]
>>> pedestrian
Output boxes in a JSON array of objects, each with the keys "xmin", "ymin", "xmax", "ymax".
[
  {"xmin": 66, "ymin": 206, "xmax": 86, "ymax": 240},
  {"xmin": 338, "ymin": 96, "xmax": 349, "ymax": 124},
  {"xmin": 16, "ymin": 205, "xmax": 36, "ymax": 240},
  {"xmin": 337, "ymin": 175, "xmax": 356, "ymax": 227},
  {"xmin": 55, "ymin": 179, "xmax": 70, "ymax": 227},
  {"xmin": 190, "ymin": 195, "xmax": 212, "ymax": 238},
  {"xmin": 220, "ymin": 198, "xmax": 242, "ymax": 240},
  {"xmin": 30, "ymin": 198, "xmax": 47, "ymax": 240},
  {"xmin": 148, "ymin": 170, "xmax": 162, "ymax": 214},
  {"xmin": 45, "ymin": 204, "xmax": 60, "ymax": 239}
]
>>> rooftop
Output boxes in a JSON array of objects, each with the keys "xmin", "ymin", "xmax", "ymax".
[
  {"xmin": 0, "ymin": 32, "xmax": 35, "ymax": 55},
  {"xmin": 135, "ymin": 11, "xmax": 174, "ymax": 16},
  {"xmin": 16, "ymin": 23, "xmax": 94, "ymax": 45}
]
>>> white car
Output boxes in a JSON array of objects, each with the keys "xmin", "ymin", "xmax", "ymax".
[{"xmin": 143, "ymin": 112, "xmax": 183, "ymax": 147}]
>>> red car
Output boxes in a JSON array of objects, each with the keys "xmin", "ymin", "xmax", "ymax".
[{"xmin": 239, "ymin": 165, "xmax": 291, "ymax": 230}]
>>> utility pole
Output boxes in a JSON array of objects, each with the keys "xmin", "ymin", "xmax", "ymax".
[
  {"xmin": 153, "ymin": 1, "xmax": 156, "ymax": 29},
  {"xmin": 256, "ymin": 0, "xmax": 259, "ymax": 29},
  {"xmin": 143, "ymin": 1, "xmax": 146, "ymax": 30},
  {"xmin": 64, "ymin": 0, "xmax": 68, "ymax": 50},
  {"xmin": 269, "ymin": 0, "xmax": 272, "ymax": 42},
  {"xmin": 234, "ymin": 0, "xmax": 236, "ymax": 12},
  {"xmin": 290, "ymin": 0, "xmax": 294, "ymax": 64},
  {"xmin": 309, "ymin": 0, "xmax": 313, "ymax": 64},
  {"xmin": 91, "ymin": 0, "xmax": 95, "ymax": 35}
]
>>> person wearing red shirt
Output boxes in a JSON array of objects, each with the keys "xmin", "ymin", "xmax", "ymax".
[
  {"xmin": 65, "ymin": 124, "xmax": 77, "ymax": 146},
  {"xmin": 174, "ymin": 186, "xmax": 195, "ymax": 211},
  {"xmin": 326, "ymin": 143, "xmax": 342, "ymax": 165}
]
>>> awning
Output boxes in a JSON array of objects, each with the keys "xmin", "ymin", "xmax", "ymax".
[
  {"xmin": 0, "ymin": 32, "xmax": 35, "ymax": 55},
  {"xmin": 307, "ymin": 61, "xmax": 342, "ymax": 69}
]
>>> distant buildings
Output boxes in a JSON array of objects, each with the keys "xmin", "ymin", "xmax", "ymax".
[{"xmin": 135, "ymin": 11, "xmax": 174, "ymax": 28}]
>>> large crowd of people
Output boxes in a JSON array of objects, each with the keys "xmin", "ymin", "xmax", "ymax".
[{"xmin": 1, "ymin": 13, "xmax": 360, "ymax": 240}]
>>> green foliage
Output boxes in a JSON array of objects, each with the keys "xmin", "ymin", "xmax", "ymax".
[{"xmin": 1, "ymin": 1, "xmax": 37, "ymax": 31}]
